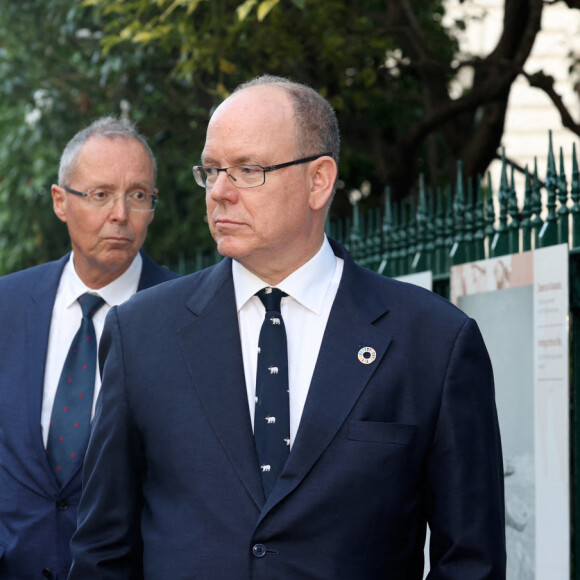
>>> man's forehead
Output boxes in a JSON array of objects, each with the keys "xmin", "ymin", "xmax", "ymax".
[
  {"xmin": 211, "ymin": 85, "xmax": 290, "ymax": 124},
  {"xmin": 203, "ymin": 88, "xmax": 295, "ymax": 161},
  {"xmin": 74, "ymin": 136, "xmax": 155, "ymax": 183},
  {"xmin": 201, "ymin": 138, "xmax": 261, "ymax": 164}
]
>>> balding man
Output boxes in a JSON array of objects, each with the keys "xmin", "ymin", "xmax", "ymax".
[{"xmin": 70, "ymin": 77, "xmax": 505, "ymax": 579}]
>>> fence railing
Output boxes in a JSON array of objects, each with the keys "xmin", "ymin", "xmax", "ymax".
[{"xmin": 327, "ymin": 131, "xmax": 580, "ymax": 285}]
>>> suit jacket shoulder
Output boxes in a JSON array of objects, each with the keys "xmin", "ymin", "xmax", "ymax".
[
  {"xmin": 138, "ymin": 250, "xmax": 180, "ymax": 290},
  {"xmin": 0, "ymin": 254, "xmax": 68, "ymax": 296},
  {"xmin": 330, "ymin": 238, "xmax": 468, "ymax": 330},
  {"xmin": 119, "ymin": 256, "xmax": 230, "ymax": 320}
]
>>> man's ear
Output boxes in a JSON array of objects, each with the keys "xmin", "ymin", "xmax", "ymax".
[
  {"xmin": 51, "ymin": 185, "xmax": 68, "ymax": 223},
  {"xmin": 309, "ymin": 156, "xmax": 338, "ymax": 211}
]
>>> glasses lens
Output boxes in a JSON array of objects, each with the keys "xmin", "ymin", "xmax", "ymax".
[
  {"xmin": 229, "ymin": 166, "xmax": 265, "ymax": 188},
  {"xmin": 192, "ymin": 165, "xmax": 265, "ymax": 189},
  {"xmin": 193, "ymin": 166, "xmax": 208, "ymax": 188},
  {"xmin": 85, "ymin": 191, "xmax": 155, "ymax": 212},
  {"xmin": 126, "ymin": 192, "xmax": 157, "ymax": 212}
]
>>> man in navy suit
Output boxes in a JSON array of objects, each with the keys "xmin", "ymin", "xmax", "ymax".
[
  {"xmin": 70, "ymin": 76, "xmax": 505, "ymax": 579},
  {"xmin": 0, "ymin": 116, "xmax": 177, "ymax": 579}
]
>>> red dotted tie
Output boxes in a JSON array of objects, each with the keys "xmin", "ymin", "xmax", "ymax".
[{"xmin": 46, "ymin": 293, "xmax": 104, "ymax": 485}]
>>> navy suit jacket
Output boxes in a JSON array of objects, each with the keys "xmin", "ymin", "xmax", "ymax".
[
  {"xmin": 0, "ymin": 252, "xmax": 177, "ymax": 580},
  {"xmin": 70, "ymin": 241, "xmax": 506, "ymax": 579}
]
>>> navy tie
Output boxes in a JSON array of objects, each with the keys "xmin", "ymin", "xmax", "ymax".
[
  {"xmin": 46, "ymin": 292, "xmax": 105, "ymax": 485},
  {"xmin": 254, "ymin": 287, "xmax": 290, "ymax": 497}
]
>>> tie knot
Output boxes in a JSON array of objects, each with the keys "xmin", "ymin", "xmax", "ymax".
[
  {"xmin": 77, "ymin": 293, "xmax": 105, "ymax": 319},
  {"xmin": 257, "ymin": 287, "xmax": 286, "ymax": 313}
]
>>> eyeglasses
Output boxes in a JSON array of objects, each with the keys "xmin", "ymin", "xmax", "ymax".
[
  {"xmin": 62, "ymin": 186, "xmax": 159, "ymax": 212},
  {"xmin": 192, "ymin": 152, "xmax": 333, "ymax": 190}
]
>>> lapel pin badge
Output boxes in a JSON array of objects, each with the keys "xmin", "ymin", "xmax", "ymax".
[{"xmin": 358, "ymin": 346, "xmax": 377, "ymax": 365}]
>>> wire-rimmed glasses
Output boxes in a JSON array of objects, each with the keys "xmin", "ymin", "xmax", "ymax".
[
  {"xmin": 192, "ymin": 152, "xmax": 333, "ymax": 190},
  {"xmin": 62, "ymin": 186, "xmax": 159, "ymax": 212}
]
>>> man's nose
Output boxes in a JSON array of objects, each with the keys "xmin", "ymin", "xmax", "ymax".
[
  {"xmin": 108, "ymin": 194, "xmax": 130, "ymax": 221},
  {"xmin": 209, "ymin": 171, "xmax": 238, "ymax": 202}
]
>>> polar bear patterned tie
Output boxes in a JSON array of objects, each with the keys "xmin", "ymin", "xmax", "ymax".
[{"xmin": 254, "ymin": 287, "xmax": 290, "ymax": 497}]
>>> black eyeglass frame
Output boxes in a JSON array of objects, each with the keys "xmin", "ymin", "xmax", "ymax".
[
  {"xmin": 192, "ymin": 152, "xmax": 334, "ymax": 189},
  {"xmin": 61, "ymin": 185, "xmax": 159, "ymax": 211}
]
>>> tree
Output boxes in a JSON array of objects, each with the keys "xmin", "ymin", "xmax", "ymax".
[
  {"xmin": 0, "ymin": 0, "xmax": 577, "ymax": 274},
  {"xmin": 81, "ymin": 0, "xmax": 457, "ymax": 217},
  {"xmin": 0, "ymin": 0, "xmax": 213, "ymax": 274},
  {"xmin": 81, "ymin": 0, "xmax": 555, "ymax": 200}
]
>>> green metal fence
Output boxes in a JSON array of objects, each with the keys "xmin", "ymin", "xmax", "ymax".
[{"xmin": 327, "ymin": 131, "xmax": 580, "ymax": 291}]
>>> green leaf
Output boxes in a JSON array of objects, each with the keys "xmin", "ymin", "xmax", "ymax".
[
  {"xmin": 132, "ymin": 29, "xmax": 157, "ymax": 43},
  {"xmin": 256, "ymin": 0, "xmax": 279, "ymax": 21},
  {"xmin": 236, "ymin": 0, "xmax": 257, "ymax": 22},
  {"xmin": 219, "ymin": 58, "xmax": 237, "ymax": 74}
]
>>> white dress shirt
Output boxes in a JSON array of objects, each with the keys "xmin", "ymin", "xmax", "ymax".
[
  {"xmin": 41, "ymin": 252, "xmax": 142, "ymax": 447},
  {"xmin": 234, "ymin": 236, "xmax": 344, "ymax": 447}
]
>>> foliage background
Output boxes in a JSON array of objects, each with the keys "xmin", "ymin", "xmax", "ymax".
[{"xmin": 0, "ymin": 0, "xmax": 577, "ymax": 274}]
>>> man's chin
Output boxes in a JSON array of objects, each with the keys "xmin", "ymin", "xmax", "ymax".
[
  {"xmin": 215, "ymin": 239, "xmax": 244, "ymax": 259},
  {"xmin": 98, "ymin": 249, "xmax": 138, "ymax": 272},
  {"xmin": 217, "ymin": 248, "xmax": 256, "ymax": 264}
]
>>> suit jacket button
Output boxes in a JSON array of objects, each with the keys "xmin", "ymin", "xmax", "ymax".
[
  {"xmin": 252, "ymin": 544, "xmax": 267, "ymax": 558},
  {"xmin": 56, "ymin": 498, "xmax": 69, "ymax": 511},
  {"xmin": 42, "ymin": 569, "xmax": 53, "ymax": 579}
]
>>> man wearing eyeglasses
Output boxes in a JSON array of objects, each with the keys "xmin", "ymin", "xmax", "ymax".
[
  {"xmin": 70, "ymin": 77, "xmax": 505, "ymax": 579},
  {"xmin": 0, "ymin": 116, "xmax": 177, "ymax": 580}
]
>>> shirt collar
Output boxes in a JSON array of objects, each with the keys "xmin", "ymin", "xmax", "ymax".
[
  {"xmin": 61, "ymin": 252, "xmax": 143, "ymax": 308},
  {"xmin": 232, "ymin": 236, "xmax": 337, "ymax": 315}
]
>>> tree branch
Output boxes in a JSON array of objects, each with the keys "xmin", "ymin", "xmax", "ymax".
[{"xmin": 524, "ymin": 69, "xmax": 580, "ymax": 135}]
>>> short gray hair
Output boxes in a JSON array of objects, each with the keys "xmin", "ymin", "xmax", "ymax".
[
  {"xmin": 233, "ymin": 75, "xmax": 340, "ymax": 167},
  {"xmin": 58, "ymin": 116, "xmax": 157, "ymax": 186}
]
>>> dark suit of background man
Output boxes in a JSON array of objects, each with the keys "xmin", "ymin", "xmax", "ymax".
[
  {"xmin": 70, "ymin": 76, "xmax": 506, "ymax": 579},
  {"xmin": 0, "ymin": 116, "xmax": 177, "ymax": 579}
]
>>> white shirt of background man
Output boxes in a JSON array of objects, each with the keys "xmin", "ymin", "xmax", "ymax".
[{"xmin": 41, "ymin": 252, "xmax": 142, "ymax": 447}]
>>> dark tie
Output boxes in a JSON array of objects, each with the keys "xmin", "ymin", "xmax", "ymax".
[
  {"xmin": 254, "ymin": 287, "xmax": 290, "ymax": 497},
  {"xmin": 46, "ymin": 292, "xmax": 105, "ymax": 485}
]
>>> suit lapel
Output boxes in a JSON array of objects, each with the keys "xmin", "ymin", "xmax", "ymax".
[
  {"xmin": 27, "ymin": 256, "xmax": 69, "ymax": 487},
  {"xmin": 263, "ymin": 247, "xmax": 392, "ymax": 512},
  {"xmin": 176, "ymin": 247, "xmax": 393, "ymax": 514},
  {"xmin": 178, "ymin": 260, "xmax": 265, "ymax": 509}
]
